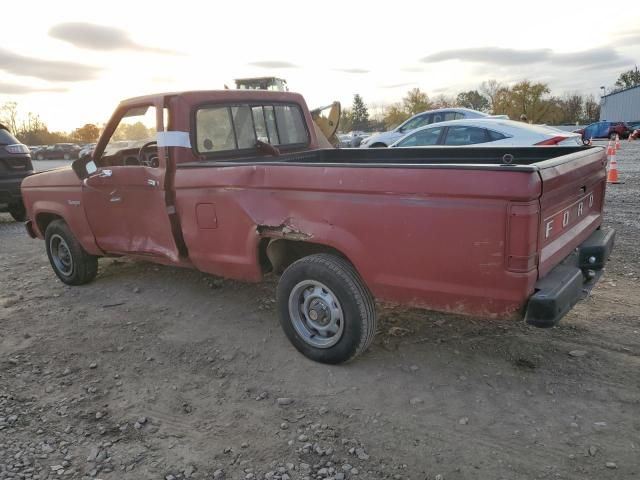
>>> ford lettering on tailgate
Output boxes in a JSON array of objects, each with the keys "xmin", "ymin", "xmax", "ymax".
[{"xmin": 544, "ymin": 191, "xmax": 596, "ymax": 241}]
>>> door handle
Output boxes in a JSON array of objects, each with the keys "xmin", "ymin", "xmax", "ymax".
[{"xmin": 147, "ymin": 179, "xmax": 158, "ymax": 187}]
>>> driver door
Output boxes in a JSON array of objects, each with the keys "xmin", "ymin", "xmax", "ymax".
[{"xmin": 82, "ymin": 103, "xmax": 181, "ymax": 261}]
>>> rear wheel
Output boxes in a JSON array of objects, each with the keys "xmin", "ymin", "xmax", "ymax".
[
  {"xmin": 45, "ymin": 220, "xmax": 98, "ymax": 285},
  {"xmin": 276, "ymin": 254, "xmax": 377, "ymax": 364},
  {"xmin": 8, "ymin": 202, "xmax": 26, "ymax": 222}
]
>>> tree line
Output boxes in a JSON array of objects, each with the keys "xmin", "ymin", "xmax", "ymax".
[
  {"xmin": 0, "ymin": 102, "xmax": 100, "ymax": 145},
  {"xmin": 341, "ymin": 81, "xmax": 602, "ymax": 132},
  {"xmin": 340, "ymin": 68, "xmax": 640, "ymax": 132}
]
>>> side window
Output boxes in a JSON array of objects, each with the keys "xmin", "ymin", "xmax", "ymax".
[
  {"xmin": 432, "ymin": 113, "xmax": 444, "ymax": 123},
  {"xmin": 101, "ymin": 105, "xmax": 158, "ymax": 166},
  {"xmin": 401, "ymin": 114, "xmax": 431, "ymax": 131},
  {"xmin": 443, "ymin": 112, "xmax": 457, "ymax": 121},
  {"xmin": 443, "ymin": 126, "xmax": 489, "ymax": 146},
  {"xmin": 195, "ymin": 103, "xmax": 308, "ymax": 154},
  {"xmin": 487, "ymin": 129, "xmax": 507, "ymax": 141},
  {"xmin": 454, "ymin": 112, "xmax": 465, "ymax": 120},
  {"xmin": 398, "ymin": 127, "xmax": 442, "ymax": 147}
]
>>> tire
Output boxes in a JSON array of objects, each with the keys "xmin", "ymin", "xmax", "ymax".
[
  {"xmin": 45, "ymin": 220, "xmax": 98, "ymax": 285},
  {"xmin": 8, "ymin": 202, "xmax": 26, "ymax": 222},
  {"xmin": 276, "ymin": 254, "xmax": 377, "ymax": 364}
]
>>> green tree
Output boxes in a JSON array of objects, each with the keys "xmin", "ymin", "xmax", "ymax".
[
  {"xmin": 351, "ymin": 94, "xmax": 369, "ymax": 131},
  {"xmin": 382, "ymin": 103, "xmax": 410, "ymax": 129},
  {"xmin": 339, "ymin": 107, "xmax": 353, "ymax": 133},
  {"xmin": 402, "ymin": 88, "xmax": 431, "ymax": 116},
  {"xmin": 455, "ymin": 90, "xmax": 490, "ymax": 112},
  {"xmin": 72, "ymin": 123, "xmax": 100, "ymax": 143},
  {"xmin": 614, "ymin": 66, "xmax": 640, "ymax": 90}
]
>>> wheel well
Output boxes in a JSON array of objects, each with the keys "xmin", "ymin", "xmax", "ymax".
[
  {"xmin": 370, "ymin": 143, "xmax": 387, "ymax": 148},
  {"xmin": 36, "ymin": 213, "xmax": 63, "ymax": 236},
  {"xmin": 260, "ymin": 238, "xmax": 352, "ymax": 274}
]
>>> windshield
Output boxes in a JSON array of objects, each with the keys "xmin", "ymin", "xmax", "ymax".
[{"xmin": 0, "ymin": 128, "xmax": 19, "ymax": 145}]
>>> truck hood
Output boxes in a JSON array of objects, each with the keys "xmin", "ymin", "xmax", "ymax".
[{"xmin": 21, "ymin": 165, "xmax": 80, "ymax": 188}]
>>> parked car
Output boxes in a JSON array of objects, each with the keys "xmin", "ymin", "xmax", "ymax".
[
  {"xmin": 575, "ymin": 121, "xmax": 631, "ymax": 141},
  {"xmin": 34, "ymin": 143, "xmax": 81, "ymax": 160},
  {"xmin": 78, "ymin": 143, "xmax": 96, "ymax": 160},
  {"xmin": 360, "ymin": 108, "xmax": 505, "ymax": 148},
  {"xmin": 21, "ymin": 90, "xmax": 614, "ymax": 364},
  {"xmin": 390, "ymin": 119, "xmax": 583, "ymax": 148},
  {"xmin": 0, "ymin": 124, "xmax": 34, "ymax": 221}
]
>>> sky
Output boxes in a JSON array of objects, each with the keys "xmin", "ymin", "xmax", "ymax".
[{"xmin": 1, "ymin": 0, "xmax": 639, "ymax": 132}]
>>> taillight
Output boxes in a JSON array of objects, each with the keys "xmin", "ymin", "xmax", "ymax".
[
  {"xmin": 535, "ymin": 136, "xmax": 567, "ymax": 146},
  {"xmin": 5, "ymin": 144, "xmax": 30, "ymax": 154}
]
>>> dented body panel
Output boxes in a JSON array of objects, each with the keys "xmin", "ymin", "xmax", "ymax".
[{"xmin": 21, "ymin": 90, "xmax": 612, "ymax": 322}]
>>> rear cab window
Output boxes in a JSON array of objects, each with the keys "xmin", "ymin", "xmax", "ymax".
[{"xmin": 195, "ymin": 103, "xmax": 309, "ymax": 155}]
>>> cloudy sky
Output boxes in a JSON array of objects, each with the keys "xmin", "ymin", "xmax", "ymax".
[{"xmin": 2, "ymin": 0, "xmax": 639, "ymax": 131}]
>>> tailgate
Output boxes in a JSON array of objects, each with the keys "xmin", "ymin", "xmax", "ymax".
[{"xmin": 537, "ymin": 147, "xmax": 607, "ymax": 277}]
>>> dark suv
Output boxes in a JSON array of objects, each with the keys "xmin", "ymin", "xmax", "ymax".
[
  {"xmin": 0, "ymin": 124, "xmax": 34, "ymax": 221},
  {"xmin": 35, "ymin": 143, "xmax": 81, "ymax": 160}
]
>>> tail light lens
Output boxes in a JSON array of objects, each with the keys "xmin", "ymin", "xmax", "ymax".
[
  {"xmin": 5, "ymin": 143, "xmax": 30, "ymax": 154},
  {"xmin": 535, "ymin": 136, "xmax": 568, "ymax": 145}
]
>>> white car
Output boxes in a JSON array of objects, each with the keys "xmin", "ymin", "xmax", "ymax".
[
  {"xmin": 389, "ymin": 119, "xmax": 583, "ymax": 148},
  {"xmin": 359, "ymin": 108, "xmax": 502, "ymax": 148}
]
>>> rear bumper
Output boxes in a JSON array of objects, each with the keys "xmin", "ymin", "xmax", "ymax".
[{"xmin": 525, "ymin": 227, "xmax": 615, "ymax": 328}]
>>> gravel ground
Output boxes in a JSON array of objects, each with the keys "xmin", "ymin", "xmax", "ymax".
[{"xmin": 1, "ymin": 141, "xmax": 639, "ymax": 480}]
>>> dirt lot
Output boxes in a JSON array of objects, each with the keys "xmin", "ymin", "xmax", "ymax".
[{"xmin": 1, "ymin": 142, "xmax": 639, "ymax": 480}]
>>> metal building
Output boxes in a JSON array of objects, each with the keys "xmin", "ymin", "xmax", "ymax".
[{"xmin": 600, "ymin": 85, "xmax": 640, "ymax": 122}]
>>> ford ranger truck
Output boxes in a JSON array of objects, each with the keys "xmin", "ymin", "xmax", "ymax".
[{"xmin": 21, "ymin": 90, "xmax": 615, "ymax": 364}]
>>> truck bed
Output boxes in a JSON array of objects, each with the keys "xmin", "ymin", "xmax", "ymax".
[
  {"xmin": 181, "ymin": 145, "xmax": 597, "ymax": 169},
  {"xmin": 174, "ymin": 144, "xmax": 607, "ymax": 319}
]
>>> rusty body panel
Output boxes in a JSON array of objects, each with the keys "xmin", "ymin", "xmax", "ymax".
[
  {"xmin": 21, "ymin": 90, "xmax": 610, "ymax": 322},
  {"xmin": 173, "ymin": 163, "xmax": 546, "ymax": 316}
]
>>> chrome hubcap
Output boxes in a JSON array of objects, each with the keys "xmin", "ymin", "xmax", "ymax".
[
  {"xmin": 289, "ymin": 280, "xmax": 344, "ymax": 348},
  {"xmin": 50, "ymin": 234, "xmax": 73, "ymax": 276}
]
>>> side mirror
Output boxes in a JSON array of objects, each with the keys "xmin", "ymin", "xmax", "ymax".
[{"xmin": 71, "ymin": 158, "xmax": 97, "ymax": 179}]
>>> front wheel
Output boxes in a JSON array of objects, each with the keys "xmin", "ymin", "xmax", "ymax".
[
  {"xmin": 45, "ymin": 220, "xmax": 98, "ymax": 285},
  {"xmin": 609, "ymin": 132, "xmax": 618, "ymax": 140},
  {"xmin": 276, "ymin": 254, "xmax": 377, "ymax": 364}
]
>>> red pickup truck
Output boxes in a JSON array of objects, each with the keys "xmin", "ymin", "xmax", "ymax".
[{"xmin": 21, "ymin": 90, "xmax": 615, "ymax": 364}]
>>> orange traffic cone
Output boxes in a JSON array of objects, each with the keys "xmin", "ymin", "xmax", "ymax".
[
  {"xmin": 615, "ymin": 133, "xmax": 621, "ymax": 151},
  {"xmin": 607, "ymin": 151, "xmax": 623, "ymax": 184},
  {"xmin": 588, "ymin": 137, "xmax": 593, "ymax": 145},
  {"xmin": 606, "ymin": 140, "xmax": 614, "ymax": 163}
]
